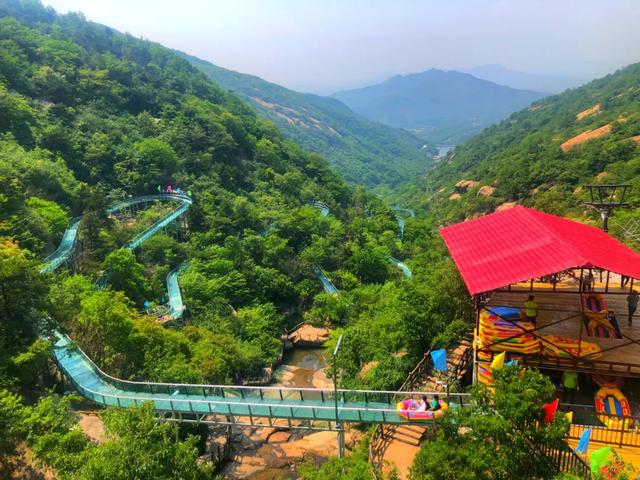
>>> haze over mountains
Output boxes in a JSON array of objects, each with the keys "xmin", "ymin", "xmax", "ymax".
[
  {"xmin": 465, "ymin": 64, "xmax": 586, "ymax": 94},
  {"xmin": 333, "ymin": 69, "xmax": 546, "ymax": 144}
]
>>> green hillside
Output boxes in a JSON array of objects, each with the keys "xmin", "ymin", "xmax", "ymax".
[
  {"xmin": 0, "ymin": 1, "xmax": 470, "ymax": 475},
  {"xmin": 183, "ymin": 53, "xmax": 435, "ymax": 188},
  {"xmin": 404, "ymin": 62, "xmax": 640, "ymax": 235},
  {"xmin": 333, "ymin": 69, "xmax": 545, "ymax": 144}
]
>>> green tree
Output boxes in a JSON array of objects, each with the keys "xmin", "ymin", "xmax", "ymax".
[
  {"xmin": 102, "ymin": 248, "xmax": 149, "ymax": 304},
  {"xmin": 71, "ymin": 403, "xmax": 211, "ymax": 480},
  {"xmin": 74, "ymin": 290, "xmax": 136, "ymax": 374},
  {"xmin": 410, "ymin": 367, "xmax": 568, "ymax": 480},
  {"xmin": 0, "ymin": 389, "xmax": 28, "ymax": 466},
  {"xmin": 116, "ymin": 138, "xmax": 178, "ymax": 191},
  {"xmin": 350, "ymin": 244, "xmax": 390, "ymax": 284},
  {"xmin": 0, "ymin": 239, "xmax": 47, "ymax": 374}
]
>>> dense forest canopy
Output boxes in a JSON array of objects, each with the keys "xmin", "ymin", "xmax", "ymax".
[
  {"xmin": 184, "ymin": 52, "xmax": 436, "ymax": 189},
  {"xmin": 0, "ymin": 1, "xmax": 474, "ymax": 476}
]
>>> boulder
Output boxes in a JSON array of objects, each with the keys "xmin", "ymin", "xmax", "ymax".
[
  {"xmin": 267, "ymin": 431, "xmax": 292, "ymax": 443},
  {"xmin": 477, "ymin": 185, "xmax": 496, "ymax": 197}
]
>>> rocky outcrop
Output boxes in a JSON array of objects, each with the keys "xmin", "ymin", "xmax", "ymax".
[
  {"xmin": 454, "ymin": 179, "xmax": 479, "ymax": 192},
  {"xmin": 576, "ymin": 103, "xmax": 600, "ymax": 120},
  {"xmin": 477, "ymin": 185, "xmax": 496, "ymax": 197},
  {"xmin": 561, "ymin": 124, "xmax": 612, "ymax": 152},
  {"xmin": 495, "ymin": 202, "xmax": 517, "ymax": 212}
]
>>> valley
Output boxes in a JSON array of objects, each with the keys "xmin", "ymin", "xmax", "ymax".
[{"xmin": 2, "ymin": 1, "xmax": 640, "ymax": 479}]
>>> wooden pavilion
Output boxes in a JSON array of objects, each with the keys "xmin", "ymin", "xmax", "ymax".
[{"xmin": 440, "ymin": 206, "xmax": 640, "ymax": 381}]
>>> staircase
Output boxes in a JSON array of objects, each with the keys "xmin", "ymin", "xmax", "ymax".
[{"xmin": 369, "ymin": 339, "xmax": 473, "ymax": 479}]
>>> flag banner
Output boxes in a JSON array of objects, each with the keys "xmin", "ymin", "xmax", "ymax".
[
  {"xmin": 430, "ymin": 349, "xmax": 447, "ymax": 373},
  {"xmin": 575, "ymin": 428, "xmax": 591, "ymax": 455},
  {"xmin": 490, "ymin": 351, "xmax": 505, "ymax": 370},
  {"xmin": 590, "ymin": 446, "xmax": 612, "ymax": 474},
  {"xmin": 542, "ymin": 398, "xmax": 559, "ymax": 423},
  {"xmin": 565, "ymin": 411, "xmax": 574, "ymax": 424}
]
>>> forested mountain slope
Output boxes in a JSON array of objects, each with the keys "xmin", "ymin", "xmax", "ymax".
[
  {"xmin": 184, "ymin": 53, "xmax": 435, "ymax": 188},
  {"xmin": 0, "ymin": 2, "xmax": 472, "ymax": 476},
  {"xmin": 404, "ymin": 62, "xmax": 640, "ymax": 234},
  {"xmin": 333, "ymin": 69, "xmax": 545, "ymax": 144}
]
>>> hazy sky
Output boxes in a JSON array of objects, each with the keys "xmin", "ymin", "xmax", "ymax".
[{"xmin": 42, "ymin": 0, "xmax": 640, "ymax": 94}]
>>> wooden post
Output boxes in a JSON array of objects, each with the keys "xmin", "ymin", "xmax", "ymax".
[
  {"xmin": 577, "ymin": 268, "xmax": 585, "ymax": 364},
  {"xmin": 473, "ymin": 296, "xmax": 481, "ymax": 385}
]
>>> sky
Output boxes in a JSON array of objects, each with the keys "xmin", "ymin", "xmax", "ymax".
[{"xmin": 41, "ymin": 0, "xmax": 640, "ymax": 95}]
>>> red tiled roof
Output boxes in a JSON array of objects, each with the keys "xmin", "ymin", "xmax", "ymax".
[{"xmin": 439, "ymin": 205, "xmax": 640, "ymax": 294}]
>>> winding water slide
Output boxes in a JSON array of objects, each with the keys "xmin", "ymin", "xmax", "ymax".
[
  {"xmin": 42, "ymin": 194, "xmax": 193, "ymax": 317},
  {"xmin": 391, "ymin": 206, "xmax": 415, "ymax": 241},
  {"xmin": 45, "ymin": 194, "xmax": 459, "ymax": 426}
]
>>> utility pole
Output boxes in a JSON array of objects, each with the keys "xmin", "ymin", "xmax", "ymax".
[
  {"xmin": 332, "ymin": 334, "xmax": 344, "ymax": 458},
  {"xmin": 583, "ymin": 184, "xmax": 630, "ymax": 232}
]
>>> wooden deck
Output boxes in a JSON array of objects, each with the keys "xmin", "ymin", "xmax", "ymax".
[
  {"xmin": 568, "ymin": 425, "xmax": 640, "ymax": 473},
  {"xmin": 485, "ymin": 287, "xmax": 640, "ymax": 376}
]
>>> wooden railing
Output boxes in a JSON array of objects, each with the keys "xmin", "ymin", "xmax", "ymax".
[
  {"xmin": 369, "ymin": 342, "xmax": 474, "ymax": 475},
  {"xmin": 526, "ymin": 437, "xmax": 591, "ymax": 479},
  {"xmin": 564, "ymin": 404, "xmax": 640, "ymax": 448}
]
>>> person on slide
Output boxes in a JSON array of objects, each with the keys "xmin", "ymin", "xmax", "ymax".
[
  {"xmin": 414, "ymin": 396, "xmax": 428, "ymax": 412},
  {"xmin": 428, "ymin": 395, "xmax": 442, "ymax": 412}
]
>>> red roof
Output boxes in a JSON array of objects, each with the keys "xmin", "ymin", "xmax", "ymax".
[{"xmin": 439, "ymin": 205, "xmax": 640, "ymax": 295}]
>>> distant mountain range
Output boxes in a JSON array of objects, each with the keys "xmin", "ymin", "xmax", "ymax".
[
  {"xmin": 182, "ymin": 53, "xmax": 435, "ymax": 188},
  {"xmin": 465, "ymin": 64, "xmax": 586, "ymax": 94},
  {"xmin": 332, "ymin": 69, "xmax": 546, "ymax": 144},
  {"xmin": 414, "ymin": 61, "xmax": 640, "ymax": 227}
]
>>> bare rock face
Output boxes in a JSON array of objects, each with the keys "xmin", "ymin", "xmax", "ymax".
[
  {"xmin": 258, "ymin": 443, "xmax": 306, "ymax": 468},
  {"xmin": 257, "ymin": 431, "xmax": 340, "ymax": 468},
  {"xmin": 249, "ymin": 427, "xmax": 278, "ymax": 446},
  {"xmin": 455, "ymin": 179, "xmax": 479, "ymax": 191},
  {"xmin": 477, "ymin": 185, "xmax": 496, "ymax": 197},
  {"xmin": 267, "ymin": 431, "xmax": 292, "ymax": 443},
  {"xmin": 223, "ymin": 454, "xmax": 269, "ymax": 479},
  {"xmin": 76, "ymin": 412, "xmax": 104, "ymax": 443},
  {"xmin": 495, "ymin": 202, "xmax": 517, "ymax": 212}
]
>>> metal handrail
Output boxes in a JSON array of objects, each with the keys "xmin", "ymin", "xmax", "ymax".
[
  {"xmin": 107, "ymin": 193, "xmax": 192, "ymax": 213},
  {"xmin": 125, "ymin": 200, "xmax": 191, "ymax": 250},
  {"xmin": 54, "ymin": 333, "xmax": 470, "ymax": 399},
  {"xmin": 60, "ymin": 382, "xmax": 457, "ymax": 415}
]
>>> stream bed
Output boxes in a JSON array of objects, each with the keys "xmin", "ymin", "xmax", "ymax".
[{"xmin": 220, "ymin": 347, "xmax": 342, "ymax": 479}]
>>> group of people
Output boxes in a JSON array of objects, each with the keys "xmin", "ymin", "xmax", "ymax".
[{"xmin": 406, "ymin": 395, "xmax": 442, "ymax": 412}]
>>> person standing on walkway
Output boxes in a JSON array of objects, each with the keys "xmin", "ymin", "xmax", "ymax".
[
  {"xmin": 562, "ymin": 371, "xmax": 578, "ymax": 403},
  {"xmin": 628, "ymin": 289, "xmax": 639, "ymax": 326},
  {"xmin": 524, "ymin": 295, "xmax": 538, "ymax": 325}
]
